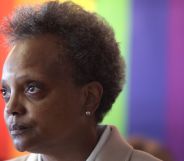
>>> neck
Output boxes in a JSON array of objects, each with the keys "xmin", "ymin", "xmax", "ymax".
[{"xmin": 41, "ymin": 125, "xmax": 104, "ymax": 161}]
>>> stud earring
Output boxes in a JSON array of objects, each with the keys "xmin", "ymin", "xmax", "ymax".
[{"xmin": 85, "ymin": 111, "xmax": 91, "ymax": 116}]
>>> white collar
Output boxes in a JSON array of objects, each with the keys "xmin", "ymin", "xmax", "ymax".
[
  {"xmin": 35, "ymin": 126, "xmax": 111, "ymax": 161},
  {"xmin": 86, "ymin": 125, "xmax": 111, "ymax": 161}
]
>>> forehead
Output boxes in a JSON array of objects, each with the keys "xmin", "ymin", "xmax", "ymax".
[
  {"xmin": 3, "ymin": 35, "xmax": 70, "ymax": 81},
  {"xmin": 7, "ymin": 35, "xmax": 61, "ymax": 66}
]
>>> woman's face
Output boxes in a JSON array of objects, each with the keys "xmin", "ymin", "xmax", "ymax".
[{"xmin": 1, "ymin": 35, "xmax": 88, "ymax": 153}]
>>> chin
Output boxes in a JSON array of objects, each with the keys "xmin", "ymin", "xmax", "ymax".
[
  {"xmin": 14, "ymin": 141, "xmax": 39, "ymax": 153},
  {"xmin": 14, "ymin": 139, "xmax": 46, "ymax": 154},
  {"xmin": 15, "ymin": 146, "xmax": 26, "ymax": 152},
  {"xmin": 14, "ymin": 141, "xmax": 27, "ymax": 152},
  {"xmin": 13, "ymin": 136, "xmax": 37, "ymax": 153}
]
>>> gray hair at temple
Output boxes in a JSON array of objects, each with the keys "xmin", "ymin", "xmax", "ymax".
[{"xmin": 0, "ymin": 0, "xmax": 125, "ymax": 122}]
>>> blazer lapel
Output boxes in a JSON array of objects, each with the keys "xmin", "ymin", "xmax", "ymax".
[{"xmin": 95, "ymin": 126, "xmax": 133, "ymax": 161}]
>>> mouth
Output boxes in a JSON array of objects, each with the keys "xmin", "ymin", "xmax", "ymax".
[{"xmin": 9, "ymin": 124, "xmax": 31, "ymax": 136}]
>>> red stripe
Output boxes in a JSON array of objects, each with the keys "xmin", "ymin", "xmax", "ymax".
[{"xmin": 0, "ymin": 1, "xmax": 14, "ymax": 160}]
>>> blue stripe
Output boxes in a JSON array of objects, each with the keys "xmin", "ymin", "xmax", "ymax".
[{"xmin": 128, "ymin": 0, "xmax": 168, "ymax": 143}]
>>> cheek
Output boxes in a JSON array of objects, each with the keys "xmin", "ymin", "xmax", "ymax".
[
  {"xmin": 31, "ymin": 108, "xmax": 71, "ymax": 138},
  {"xmin": 4, "ymin": 108, "xmax": 9, "ymax": 124},
  {"xmin": 26, "ymin": 90, "xmax": 83, "ymax": 126},
  {"xmin": 27, "ymin": 101, "xmax": 67, "ymax": 126}
]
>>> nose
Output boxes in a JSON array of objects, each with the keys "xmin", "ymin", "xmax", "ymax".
[{"xmin": 4, "ymin": 94, "xmax": 26, "ymax": 116}]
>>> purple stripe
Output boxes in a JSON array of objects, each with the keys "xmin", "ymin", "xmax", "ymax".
[
  {"xmin": 128, "ymin": 0, "xmax": 167, "ymax": 143},
  {"xmin": 167, "ymin": 1, "xmax": 184, "ymax": 161}
]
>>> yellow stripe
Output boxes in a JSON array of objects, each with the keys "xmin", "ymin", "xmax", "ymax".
[
  {"xmin": 15, "ymin": 0, "xmax": 95, "ymax": 11},
  {"xmin": 70, "ymin": 0, "xmax": 95, "ymax": 11}
]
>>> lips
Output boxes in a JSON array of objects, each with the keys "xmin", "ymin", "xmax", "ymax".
[{"xmin": 9, "ymin": 124, "xmax": 30, "ymax": 135}]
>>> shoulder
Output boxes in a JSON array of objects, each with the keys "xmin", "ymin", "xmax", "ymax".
[
  {"xmin": 101, "ymin": 125, "xmax": 162, "ymax": 161},
  {"xmin": 130, "ymin": 149, "xmax": 162, "ymax": 161}
]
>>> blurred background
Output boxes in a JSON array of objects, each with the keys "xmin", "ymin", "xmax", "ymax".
[{"xmin": 0, "ymin": 0, "xmax": 183, "ymax": 161}]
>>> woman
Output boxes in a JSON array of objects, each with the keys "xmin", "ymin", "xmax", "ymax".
[{"xmin": 0, "ymin": 1, "xmax": 161, "ymax": 161}]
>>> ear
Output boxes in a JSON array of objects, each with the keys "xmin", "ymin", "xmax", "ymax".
[{"xmin": 82, "ymin": 81, "xmax": 103, "ymax": 115}]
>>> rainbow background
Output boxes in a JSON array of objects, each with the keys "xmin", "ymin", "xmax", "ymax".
[{"xmin": 0, "ymin": 0, "xmax": 184, "ymax": 161}]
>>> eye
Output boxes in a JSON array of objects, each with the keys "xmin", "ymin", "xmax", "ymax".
[
  {"xmin": 0, "ymin": 88, "xmax": 7, "ymax": 96},
  {"xmin": 25, "ymin": 82, "xmax": 41, "ymax": 95},
  {"xmin": 0, "ymin": 87, "xmax": 11, "ymax": 102}
]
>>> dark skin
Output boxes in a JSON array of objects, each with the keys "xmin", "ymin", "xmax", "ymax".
[{"xmin": 1, "ymin": 34, "xmax": 103, "ymax": 161}]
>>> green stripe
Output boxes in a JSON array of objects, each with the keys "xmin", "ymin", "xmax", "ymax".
[{"xmin": 95, "ymin": 0, "xmax": 131, "ymax": 135}]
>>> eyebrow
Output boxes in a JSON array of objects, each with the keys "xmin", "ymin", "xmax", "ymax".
[{"xmin": 1, "ymin": 75, "xmax": 45, "ymax": 86}]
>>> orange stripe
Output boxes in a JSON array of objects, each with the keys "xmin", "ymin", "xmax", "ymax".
[{"xmin": 15, "ymin": 0, "xmax": 50, "ymax": 5}]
